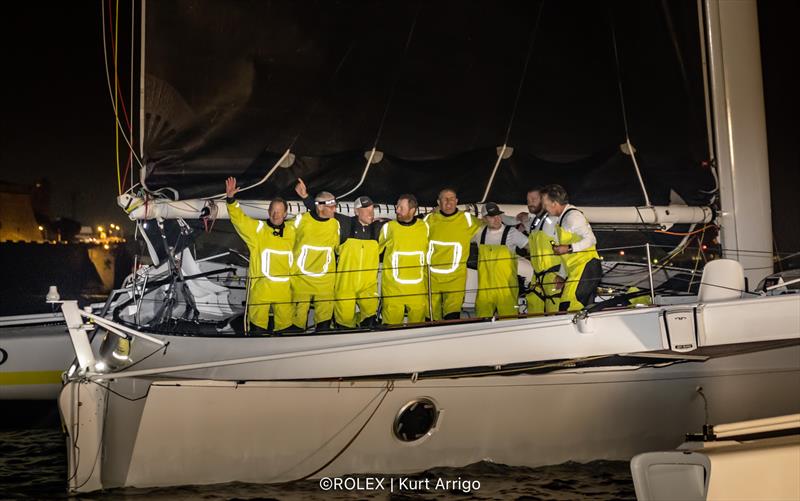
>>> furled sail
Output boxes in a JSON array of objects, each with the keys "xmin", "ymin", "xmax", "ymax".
[{"xmin": 140, "ymin": 0, "xmax": 714, "ymax": 207}]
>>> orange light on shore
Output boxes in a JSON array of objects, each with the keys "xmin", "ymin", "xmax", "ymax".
[
  {"xmin": 38, "ymin": 225, "xmax": 44, "ymax": 231},
  {"xmin": 103, "ymin": 244, "xmax": 110, "ymax": 250}
]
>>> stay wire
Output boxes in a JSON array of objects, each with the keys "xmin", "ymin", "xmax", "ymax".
[
  {"xmin": 480, "ymin": 0, "xmax": 544, "ymax": 203},
  {"xmin": 337, "ymin": 5, "xmax": 421, "ymax": 199},
  {"xmin": 288, "ymin": 381, "xmax": 394, "ymax": 483},
  {"xmin": 609, "ymin": 6, "xmax": 651, "ymax": 207}
]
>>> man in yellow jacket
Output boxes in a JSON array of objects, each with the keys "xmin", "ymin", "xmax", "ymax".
[
  {"xmin": 291, "ymin": 189, "xmax": 341, "ymax": 331},
  {"xmin": 541, "ymin": 184, "xmax": 602, "ymax": 311},
  {"xmin": 225, "ymin": 177, "xmax": 295, "ymax": 333},
  {"xmin": 296, "ymin": 179, "xmax": 383, "ymax": 328},
  {"xmin": 424, "ymin": 188, "xmax": 480, "ymax": 320},
  {"xmin": 379, "ymin": 194, "xmax": 430, "ymax": 325},
  {"xmin": 522, "ymin": 188, "xmax": 563, "ymax": 314}
]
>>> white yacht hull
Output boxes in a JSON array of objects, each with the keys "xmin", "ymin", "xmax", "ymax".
[
  {"xmin": 631, "ymin": 414, "xmax": 800, "ymax": 501},
  {"xmin": 0, "ymin": 313, "xmax": 75, "ymax": 400},
  {"xmin": 61, "ymin": 343, "xmax": 800, "ymax": 492}
]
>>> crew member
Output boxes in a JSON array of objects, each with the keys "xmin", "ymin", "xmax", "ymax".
[
  {"xmin": 513, "ymin": 187, "xmax": 552, "ymax": 235},
  {"xmin": 522, "ymin": 187, "xmax": 562, "ymax": 314},
  {"xmin": 295, "ymin": 180, "xmax": 383, "ymax": 328},
  {"xmin": 424, "ymin": 188, "xmax": 480, "ymax": 320},
  {"xmin": 541, "ymin": 184, "xmax": 602, "ymax": 311},
  {"xmin": 225, "ymin": 177, "xmax": 295, "ymax": 333},
  {"xmin": 472, "ymin": 202, "xmax": 529, "ymax": 318},
  {"xmin": 379, "ymin": 194, "xmax": 430, "ymax": 325},
  {"xmin": 291, "ymin": 188, "xmax": 340, "ymax": 331}
]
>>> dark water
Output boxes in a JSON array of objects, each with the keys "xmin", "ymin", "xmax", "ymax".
[{"xmin": 0, "ymin": 404, "xmax": 635, "ymax": 500}]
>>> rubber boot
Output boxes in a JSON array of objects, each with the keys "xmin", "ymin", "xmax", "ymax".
[
  {"xmin": 359, "ymin": 315, "xmax": 378, "ymax": 329},
  {"xmin": 314, "ymin": 319, "xmax": 333, "ymax": 333}
]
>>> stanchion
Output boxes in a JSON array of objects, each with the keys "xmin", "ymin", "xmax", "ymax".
[
  {"xmin": 243, "ymin": 274, "xmax": 251, "ymax": 336},
  {"xmin": 645, "ymin": 243, "xmax": 655, "ymax": 302},
  {"xmin": 427, "ymin": 263, "xmax": 434, "ymax": 321}
]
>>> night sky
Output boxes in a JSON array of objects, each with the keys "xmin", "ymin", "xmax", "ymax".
[{"xmin": 0, "ymin": 1, "xmax": 796, "ymax": 255}]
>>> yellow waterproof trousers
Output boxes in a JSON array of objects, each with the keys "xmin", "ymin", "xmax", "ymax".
[
  {"xmin": 334, "ymin": 238, "xmax": 380, "ymax": 327},
  {"xmin": 475, "ymin": 238, "xmax": 518, "ymax": 318},
  {"xmin": 292, "ymin": 291, "xmax": 335, "ymax": 328}
]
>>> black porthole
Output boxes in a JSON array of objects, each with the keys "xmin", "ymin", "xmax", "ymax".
[{"xmin": 393, "ymin": 398, "xmax": 438, "ymax": 442}]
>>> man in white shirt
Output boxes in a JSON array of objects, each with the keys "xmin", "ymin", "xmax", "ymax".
[
  {"xmin": 517, "ymin": 187, "xmax": 563, "ymax": 313},
  {"xmin": 541, "ymin": 184, "xmax": 603, "ymax": 311},
  {"xmin": 472, "ymin": 202, "xmax": 529, "ymax": 318}
]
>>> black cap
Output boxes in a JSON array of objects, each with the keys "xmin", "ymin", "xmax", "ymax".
[
  {"xmin": 354, "ymin": 196, "xmax": 374, "ymax": 209},
  {"xmin": 481, "ymin": 202, "xmax": 504, "ymax": 217}
]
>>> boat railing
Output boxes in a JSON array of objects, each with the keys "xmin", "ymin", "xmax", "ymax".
[
  {"xmin": 113, "ymin": 241, "xmax": 709, "ymax": 332},
  {"xmin": 105, "ymin": 237, "xmax": 793, "ymax": 336}
]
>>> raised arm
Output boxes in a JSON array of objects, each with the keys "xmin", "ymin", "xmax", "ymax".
[
  {"xmin": 294, "ymin": 178, "xmax": 316, "ymax": 213},
  {"xmin": 225, "ymin": 177, "xmax": 258, "ymax": 249}
]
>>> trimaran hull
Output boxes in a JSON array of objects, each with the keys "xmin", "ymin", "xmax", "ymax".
[
  {"xmin": 57, "ymin": 292, "xmax": 800, "ymax": 491},
  {"xmin": 57, "ymin": 0, "xmax": 797, "ymax": 493},
  {"xmin": 60, "ymin": 342, "xmax": 800, "ymax": 491}
]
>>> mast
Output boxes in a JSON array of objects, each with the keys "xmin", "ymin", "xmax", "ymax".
[
  {"xmin": 139, "ymin": 1, "xmax": 146, "ymax": 164},
  {"xmin": 703, "ymin": 0, "xmax": 773, "ymax": 286}
]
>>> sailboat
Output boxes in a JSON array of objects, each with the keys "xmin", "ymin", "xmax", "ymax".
[{"xmin": 56, "ymin": 0, "xmax": 799, "ymax": 492}]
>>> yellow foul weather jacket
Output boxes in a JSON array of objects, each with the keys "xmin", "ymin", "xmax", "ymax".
[
  {"xmin": 335, "ymin": 231, "xmax": 381, "ymax": 327},
  {"xmin": 423, "ymin": 210, "xmax": 480, "ymax": 319},
  {"xmin": 378, "ymin": 218, "xmax": 430, "ymax": 325},
  {"xmin": 227, "ymin": 200, "xmax": 296, "ymax": 330},
  {"xmin": 292, "ymin": 212, "xmax": 340, "ymax": 327}
]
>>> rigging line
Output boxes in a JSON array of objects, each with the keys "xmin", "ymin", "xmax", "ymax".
[
  {"xmin": 656, "ymin": 224, "xmax": 716, "ymax": 237},
  {"xmin": 337, "ymin": 147, "xmax": 377, "ymax": 199},
  {"xmin": 113, "ymin": 0, "xmax": 121, "ymax": 195},
  {"xmin": 226, "ymin": 42, "xmax": 356, "ymax": 200},
  {"xmin": 480, "ymin": 1, "xmax": 544, "ymax": 204},
  {"xmin": 289, "ymin": 41, "xmax": 356, "ymax": 151},
  {"xmin": 502, "ymin": 1, "xmax": 544, "ymax": 146},
  {"xmin": 207, "ymin": 149, "xmax": 292, "ymax": 200},
  {"xmin": 660, "ymin": 0, "xmax": 707, "ymax": 150},
  {"xmin": 337, "ymin": 6, "xmax": 421, "ymax": 200},
  {"xmin": 103, "ymin": 0, "xmax": 137, "ymax": 170},
  {"xmin": 687, "ymin": 224, "xmax": 708, "ymax": 291},
  {"xmin": 130, "ymin": 0, "xmax": 135, "ymax": 191},
  {"xmin": 609, "ymin": 8, "xmax": 652, "ymax": 207},
  {"xmin": 120, "ymin": 155, "xmax": 132, "ymax": 192},
  {"xmin": 371, "ymin": 5, "xmax": 420, "ymax": 148},
  {"xmin": 100, "ymin": 0, "xmax": 145, "ymax": 172},
  {"xmin": 276, "ymin": 380, "xmax": 388, "ymax": 485},
  {"xmin": 291, "ymin": 383, "xmax": 392, "ymax": 482}
]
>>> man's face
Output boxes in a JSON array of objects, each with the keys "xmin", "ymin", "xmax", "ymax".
[
  {"xmin": 269, "ymin": 201, "xmax": 287, "ymax": 226},
  {"xmin": 438, "ymin": 190, "xmax": 458, "ymax": 214},
  {"xmin": 542, "ymin": 194, "xmax": 562, "ymax": 217},
  {"xmin": 356, "ymin": 206, "xmax": 374, "ymax": 226},
  {"xmin": 527, "ymin": 191, "xmax": 542, "ymax": 214},
  {"xmin": 316, "ymin": 199, "xmax": 336, "ymax": 219},
  {"xmin": 485, "ymin": 214, "xmax": 503, "ymax": 230},
  {"xmin": 395, "ymin": 199, "xmax": 416, "ymax": 222}
]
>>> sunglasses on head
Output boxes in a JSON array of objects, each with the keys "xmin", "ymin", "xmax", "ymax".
[{"xmin": 316, "ymin": 199, "xmax": 337, "ymax": 206}]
